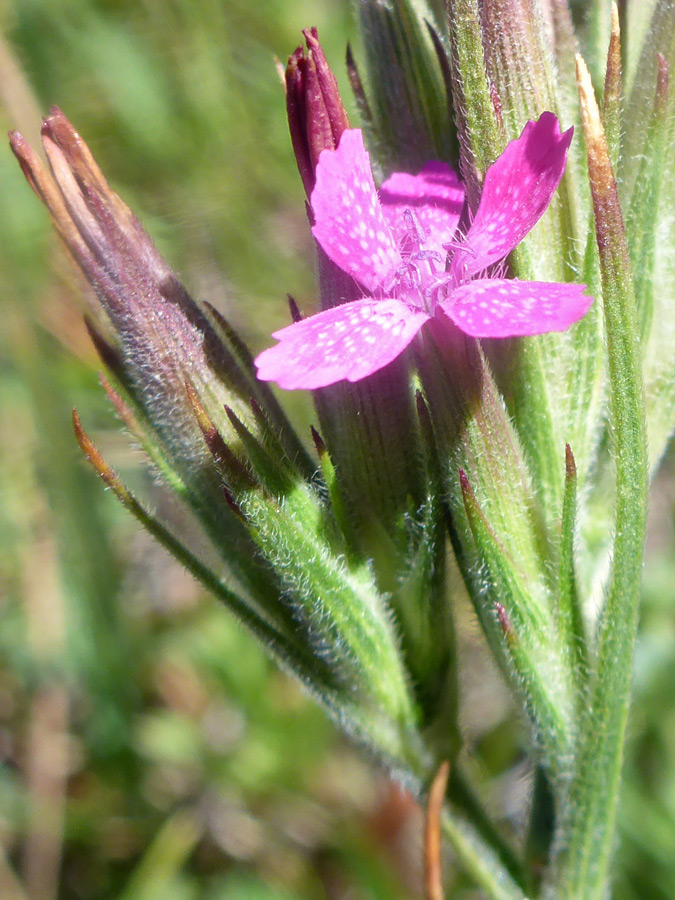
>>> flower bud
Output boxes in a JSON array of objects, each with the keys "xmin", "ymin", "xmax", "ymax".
[
  {"xmin": 286, "ymin": 27, "xmax": 350, "ymax": 196},
  {"xmin": 10, "ymin": 108, "xmax": 306, "ymax": 473},
  {"xmin": 10, "ymin": 108, "xmax": 311, "ymax": 605}
]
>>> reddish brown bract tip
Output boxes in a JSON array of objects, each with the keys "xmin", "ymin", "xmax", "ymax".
[
  {"xmin": 72, "ymin": 408, "xmax": 131, "ymax": 506},
  {"xmin": 424, "ymin": 760, "xmax": 450, "ymax": 900},
  {"xmin": 565, "ymin": 443, "xmax": 577, "ymax": 482},
  {"xmin": 287, "ymin": 293, "xmax": 303, "ymax": 323},
  {"xmin": 310, "ymin": 425, "xmax": 327, "ymax": 458},
  {"xmin": 185, "ymin": 384, "xmax": 255, "ymax": 489}
]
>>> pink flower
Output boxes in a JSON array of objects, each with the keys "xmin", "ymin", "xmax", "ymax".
[{"xmin": 256, "ymin": 113, "xmax": 593, "ymax": 390}]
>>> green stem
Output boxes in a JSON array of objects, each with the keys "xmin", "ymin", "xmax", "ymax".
[
  {"xmin": 407, "ymin": 755, "xmax": 526, "ymax": 897},
  {"xmin": 441, "ymin": 811, "xmax": 527, "ymax": 900},
  {"xmin": 448, "ymin": 769, "xmax": 526, "ymax": 892}
]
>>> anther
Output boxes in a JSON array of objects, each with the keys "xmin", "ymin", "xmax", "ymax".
[
  {"xmin": 443, "ymin": 236, "xmax": 477, "ymax": 256},
  {"xmin": 403, "ymin": 208, "xmax": 428, "ymax": 246},
  {"xmin": 414, "ymin": 250, "xmax": 444, "ymax": 264}
]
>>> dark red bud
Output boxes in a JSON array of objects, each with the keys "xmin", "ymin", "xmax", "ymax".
[{"xmin": 285, "ymin": 27, "xmax": 349, "ymax": 197}]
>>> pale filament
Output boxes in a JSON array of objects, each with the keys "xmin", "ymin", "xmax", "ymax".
[{"xmin": 383, "ymin": 207, "xmax": 459, "ymax": 312}]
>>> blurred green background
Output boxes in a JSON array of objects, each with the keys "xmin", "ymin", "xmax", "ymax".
[{"xmin": 0, "ymin": 1, "xmax": 674, "ymax": 898}]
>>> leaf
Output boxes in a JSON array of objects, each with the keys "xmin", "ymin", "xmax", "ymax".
[
  {"xmin": 447, "ymin": 0, "xmax": 504, "ymax": 207},
  {"xmin": 352, "ymin": 0, "xmax": 456, "ymax": 172},
  {"xmin": 418, "ymin": 326, "xmax": 575, "ymax": 777},
  {"xmin": 556, "ymin": 444, "xmax": 588, "ymax": 685},
  {"xmin": 546, "ymin": 56, "xmax": 649, "ymax": 900},
  {"xmin": 459, "ymin": 469, "xmax": 574, "ymax": 778}
]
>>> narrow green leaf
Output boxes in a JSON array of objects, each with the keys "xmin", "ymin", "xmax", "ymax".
[
  {"xmin": 391, "ymin": 394, "xmax": 458, "ymax": 759},
  {"xmin": 624, "ymin": 54, "xmax": 675, "ymax": 472},
  {"xmin": 185, "ymin": 383, "xmax": 422, "ymax": 743},
  {"xmin": 186, "ymin": 377, "xmax": 422, "ymax": 759},
  {"xmin": 567, "ymin": 223, "xmax": 608, "ymax": 603},
  {"xmin": 353, "ymin": 0, "xmax": 455, "ymax": 172},
  {"xmin": 72, "ymin": 410, "xmax": 317, "ymax": 671},
  {"xmin": 311, "ymin": 425, "xmax": 355, "ymax": 554},
  {"xmin": 620, "ymin": 0, "xmax": 675, "ymax": 202},
  {"xmin": 447, "ymin": 770, "xmax": 525, "ymax": 893},
  {"xmin": 547, "ymin": 56, "xmax": 649, "ymax": 900},
  {"xmin": 497, "ymin": 309, "xmax": 605, "ymax": 546},
  {"xmin": 223, "ymin": 404, "xmax": 323, "ymax": 526},
  {"xmin": 459, "ymin": 469, "xmax": 574, "ymax": 778},
  {"xmin": 524, "ymin": 766, "xmax": 556, "ymax": 896},
  {"xmin": 446, "ymin": 0, "xmax": 503, "ymax": 205},
  {"xmin": 628, "ymin": 54, "xmax": 669, "ymax": 344},
  {"xmin": 202, "ymin": 301, "xmax": 315, "ymax": 478},
  {"xmin": 419, "ymin": 325, "xmax": 551, "ymax": 585},
  {"xmin": 547, "ymin": 0, "xmax": 590, "ymax": 227},
  {"xmin": 117, "ymin": 809, "xmax": 201, "ymax": 900},
  {"xmin": 188, "ymin": 386, "xmax": 415, "ymax": 725},
  {"xmin": 73, "ymin": 410, "xmax": 423, "ymax": 771},
  {"xmin": 602, "ymin": 4, "xmax": 622, "ymax": 169},
  {"xmin": 622, "ymin": 0, "xmax": 661, "ymax": 94},
  {"xmin": 238, "ymin": 486, "xmax": 420, "ymax": 749},
  {"xmin": 99, "ymin": 372, "xmax": 190, "ymax": 500},
  {"xmin": 440, "ymin": 811, "xmax": 527, "ymax": 900},
  {"xmin": 556, "ymin": 444, "xmax": 588, "ymax": 684},
  {"xmin": 579, "ymin": 0, "xmax": 613, "ymax": 90}
]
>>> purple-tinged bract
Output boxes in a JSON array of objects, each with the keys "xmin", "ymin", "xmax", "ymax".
[{"xmin": 256, "ymin": 113, "xmax": 593, "ymax": 390}]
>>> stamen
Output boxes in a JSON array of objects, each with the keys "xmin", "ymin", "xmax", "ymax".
[
  {"xmin": 414, "ymin": 250, "xmax": 443, "ymax": 264},
  {"xmin": 384, "ymin": 213, "xmax": 449, "ymax": 310},
  {"xmin": 403, "ymin": 208, "xmax": 428, "ymax": 246},
  {"xmin": 384, "ymin": 259, "xmax": 422, "ymax": 294},
  {"xmin": 424, "ymin": 274, "xmax": 457, "ymax": 313},
  {"xmin": 442, "ymin": 236, "xmax": 476, "ymax": 256},
  {"xmin": 401, "ymin": 261, "xmax": 421, "ymax": 289}
]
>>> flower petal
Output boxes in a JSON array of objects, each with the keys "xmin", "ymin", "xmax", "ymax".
[
  {"xmin": 255, "ymin": 297, "xmax": 429, "ymax": 389},
  {"xmin": 439, "ymin": 278, "xmax": 593, "ymax": 338},
  {"xmin": 311, "ymin": 129, "xmax": 402, "ymax": 293},
  {"xmin": 379, "ymin": 162, "xmax": 465, "ymax": 258},
  {"xmin": 452, "ymin": 113, "xmax": 573, "ymax": 279}
]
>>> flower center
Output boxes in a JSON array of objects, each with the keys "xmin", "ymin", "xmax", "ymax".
[{"xmin": 383, "ymin": 208, "xmax": 456, "ymax": 313}]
